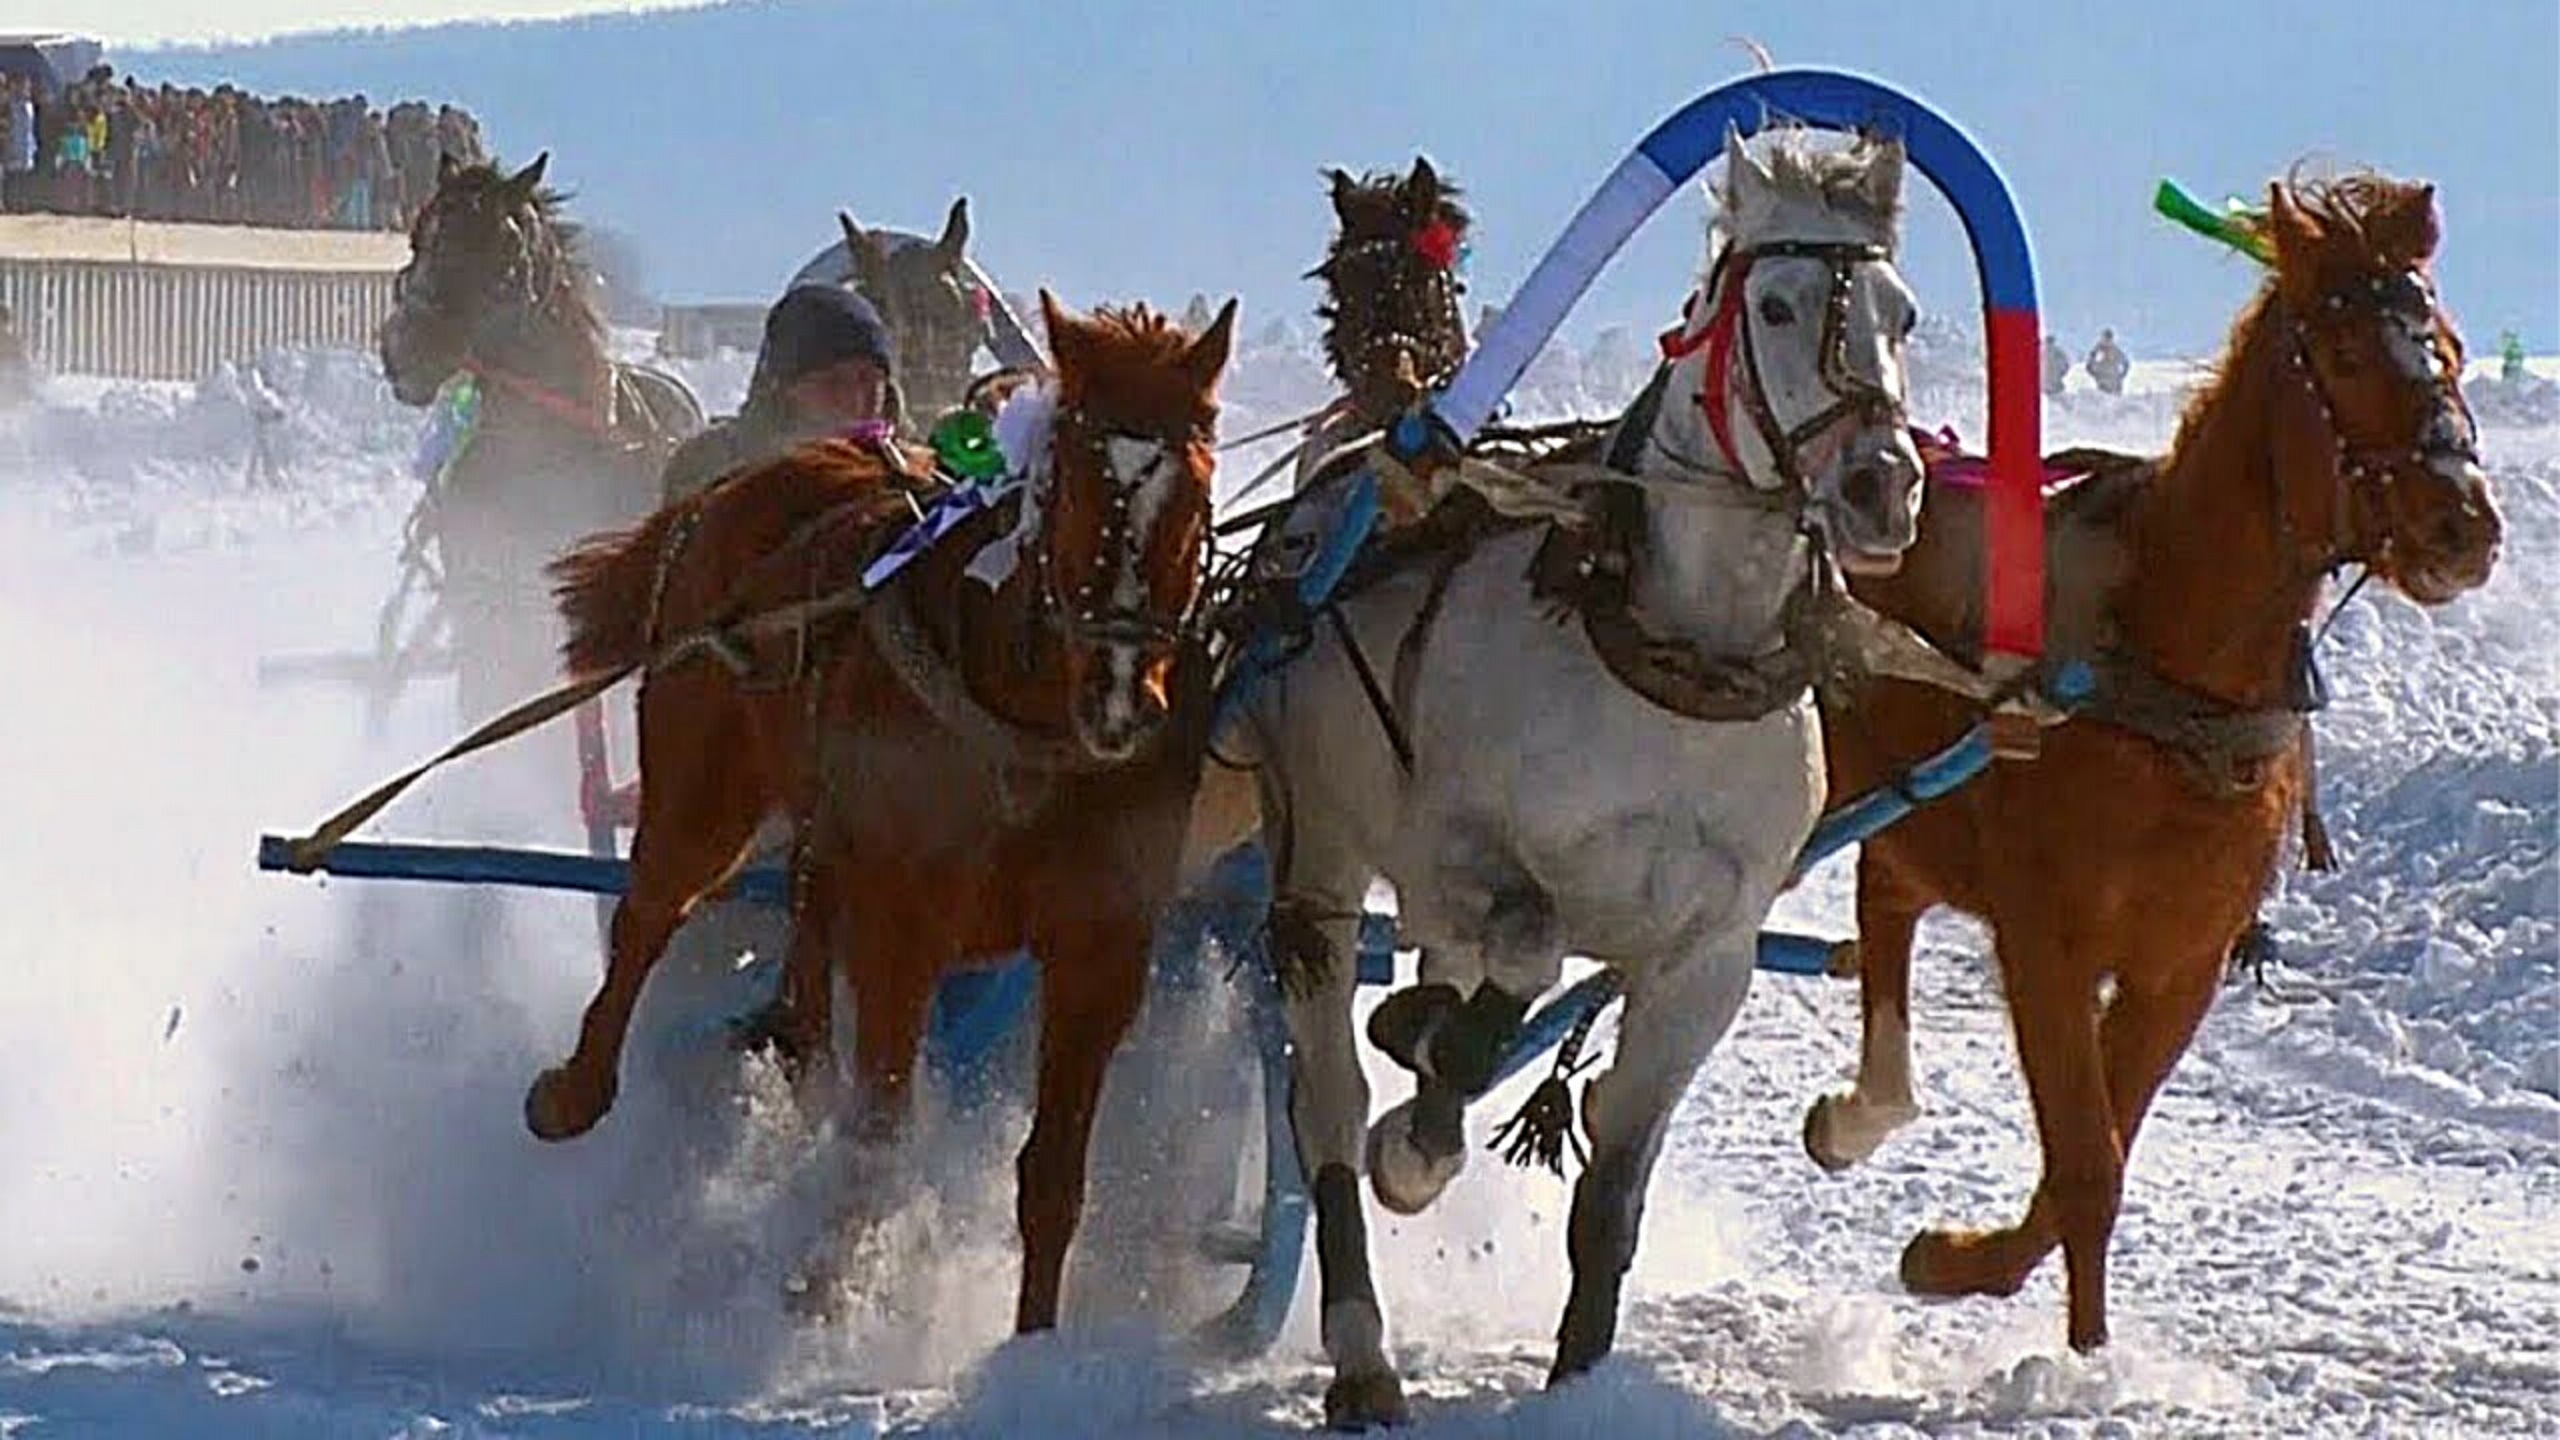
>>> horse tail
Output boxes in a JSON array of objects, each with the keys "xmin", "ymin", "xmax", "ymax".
[{"xmin": 548, "ymin": 501, "xmax": 690, "ymax": 676}]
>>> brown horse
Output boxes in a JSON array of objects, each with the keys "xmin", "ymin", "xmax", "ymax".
[
  {"xmin": 1310, "ymin": 157, "xmax": 1474, "ymax": 432},
  {"xmin": 524, "ymin": 291, "xmax": 1237, "ymax": 1331},
  {"xmin": 378, "ymin": 152, "xmax": 703, "ymax": 727},
  {"xmin": 1802, "ymin": 174, "xmax": 2502, "ymax": 1352}
]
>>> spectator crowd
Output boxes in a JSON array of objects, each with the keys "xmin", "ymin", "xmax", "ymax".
[{"xmin": 2, "ymin": 64, "xmax": 486, "ymax": 230}]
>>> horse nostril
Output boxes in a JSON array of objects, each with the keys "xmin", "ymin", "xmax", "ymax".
[{"xmin": 1843, "ymin": 466, "xmax": 1884, "ymax": 514}]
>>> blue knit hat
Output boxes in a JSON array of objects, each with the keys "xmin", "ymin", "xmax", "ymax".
[{"xmin": 761, "ymin": 284, "xmax": 897, "ymax": 381}]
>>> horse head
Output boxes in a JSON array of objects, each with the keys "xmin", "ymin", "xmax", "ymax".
[
  {"xmin": 380, "ymin": 152, "xmax": 593, "ymax": 407},
  {"xmin": 1035, "ymin": 290, "xmax": 1236, "ymax": 763},
  {"xmin": 840, "ymin": 199, "xmax": 988, "ymax": 424},
  {"xmin": 2257, "ymin": 174, "xmax": 2500, "ymax": 604},
  {"xmin": 1310, "ymin": 157, "xmax": 1472, "ymax": 424},
  {"xmin": 1657, "ymin": 125, "xmax": 1924, "ymax": 574}
]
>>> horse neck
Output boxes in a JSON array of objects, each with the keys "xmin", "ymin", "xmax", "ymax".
[
  {"xmin": 937, "ymin": 504, "xmax": 1074, "ymax": 727},
  {"xmin": 2116, "ymin": 294, "xmax": 2331, "ymax": 705},
  {"xmin": 474, "ymin": 290, "xmax": 611, "ymax": 426},
  {"xmin": 1629, "ymin": 351, "xmax": 1811, "ymax": 653}
]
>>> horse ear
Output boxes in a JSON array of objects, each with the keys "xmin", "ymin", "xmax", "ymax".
[
  {"xmin": 1182, "ymin": 298, "xmax": 1240, "ymax": 388},
  {"xmin": 936, "ymin": 197, "xmax": 971, "ymax": 264},
  {"xmin": 840, "ymin": 210, "xmax": 890, "ymax": 284},
  {"xmin": 1406, "ymin": 155, "xmax": 1442, "ymax": 213},
  {"xmin": 2379, "ymin": 181, "xmax": 2441, "ymax": 263},
  {"xmin": 1326, "ymin": 167, "xmax": 1358, "ymax": 217},
  {"xmin": 1719, "ymin": 123, "xmax": 1771, "ymax": 215},
  {"xmin": 505, "ymin": 151, "xmax": 548, "ymax": 198},
  {"xmin": 1039, "ymin": 289, "xmax": 1087, "ymax": 370},
  {"xmin": 1858, "ymin": 133, "xmax": 1907, "ymax": 215}
]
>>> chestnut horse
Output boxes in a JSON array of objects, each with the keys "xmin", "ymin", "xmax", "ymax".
[
  {"xmin": 1802, "ymin": 174, "xmax": 2502, "ymax": 1351},
  {"xmin": 528, "ymin": 292, "xmax": 1238, "ymax": 1333}
]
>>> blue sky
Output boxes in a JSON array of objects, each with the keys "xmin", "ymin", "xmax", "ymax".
[{"xmin": 128, "ymin": 0, "xmax": 2559, "ymax": 356}]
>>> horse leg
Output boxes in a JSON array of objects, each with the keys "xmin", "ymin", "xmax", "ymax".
[
  {"xmin": 844, "ymin": 882, "xmax": 942, "ymax": 1149},
  {"xmin": 752, "ymin": 831, "xmax": 839, "ymax": 1105},
  {"xmin": 1366, "ymin": 855, "xmax": 1553, "ymax": 1218},
  {"xmin": 787, "ymin": 870, "xmax": 940, "ymax": 1318},
  {"xmin": 1901, "ymin": 917, "xmax": 2121, "ymax": 1350},
  {"xmin": 1281, "ymin": 844, "xmax": 1408, "ymax": 1430},
  {"xmin": 1012, "ymin": 917, "xmax": 1148, "ymax": 1335},
  {"xmin": 1804, "ymin": 856, "xmax": 1927, "ymax": 1170},
  {"xmin": 526, "ymin": 687, "xmax": 761, "ymax": 1141},
  {"xmin": 1552, "ymin": 930, "xmax": 1755, "ymax": 1385}
]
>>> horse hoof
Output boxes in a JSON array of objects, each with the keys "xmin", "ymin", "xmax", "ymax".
[
  {"xmin": 523, "ymin": 1066, "xmax": 611, "ymax": 1142},
  {"xmin": 1803, "ymin": 1091, "xmax": 1911, "ymax": 1172},
  {"xmin": 1899, "ymin": 1227, "xmax": 2033, "ymax": 1299},
  {"xmin": 1803, "ymin": 1096, "xmax": 1853, "ymax": 1172},
  {"xmin": 1366, "ymin": 1101, "xmax": 1465, "ymax": 1217},
  {"xmin": 1322, "ymin": 1369, "xmax": 1410, "ymax": 1430}
]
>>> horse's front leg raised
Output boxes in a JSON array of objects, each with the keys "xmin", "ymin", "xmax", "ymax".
[
  {"xmin": 526, "ymin": 694, "xmax": 764, "ymax": 1140},
  {"xmin": 1552, "ymin": 924, "xmax": 1756, "ymax": 1384},
  {"xmin": 1805, "ymin": 854, "xmax": 1929, "ymax": 1170},
  {"xmin": 1276, "ymin": 839, "xmax": 1409, "ymax": 1430},
  {"xmin": 1364, "ymin": 844, "xmax": 1557, "ymax": 1217}
]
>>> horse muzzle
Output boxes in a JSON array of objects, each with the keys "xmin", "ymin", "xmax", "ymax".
[
  {"xmin": 1820, "ymin": 428, "xmax": 1926, "ymax": 575},
  {"xmin": 378, "ymin": 308, "xmax": 463, "ymax": 407}
]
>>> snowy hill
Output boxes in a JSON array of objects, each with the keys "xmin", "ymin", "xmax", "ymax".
[{"xmin": 0, "ymin": 340, "xmax": 2550, "ymax": 1435}]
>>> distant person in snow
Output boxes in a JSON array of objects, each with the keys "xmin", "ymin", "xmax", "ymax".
[
  {"xmin": 3, "ymin": 78, "xmax": 37, "ymax": 213},
  {"xmin": 658, "ymin": 283, "xmax": 898, "ymax": 502},
  {"xmin": 2041, "ymin": 334, "xmax": 2071, "ymax": 396},
  {"xmin": 2086, "ymin": 328, "xmax": 2130, "ymax": 396},
  {"xmin": 2499, "ymin": 330, "xmax": 2528, "ymax": 385},
  {"xmin": 240, "ymin": 358, "xmax": 290, "ymax": 486}
]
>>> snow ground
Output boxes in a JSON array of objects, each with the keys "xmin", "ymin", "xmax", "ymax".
[{"xmin": 0, "ymin": 335, "xmax": 2550, "ymax": 1437}]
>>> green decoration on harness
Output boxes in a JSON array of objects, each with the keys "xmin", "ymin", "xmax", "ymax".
[
  {"xmin": 413, "ymin": 372, "xmax": 484, "ymax": 487},
  {"xmin": 2154, "ymin": 179, "xmax": 2273, "ymax": 266},
  {"xmin": 930, "ymin": 407, "xmax": 1006, "ymax": 481}
]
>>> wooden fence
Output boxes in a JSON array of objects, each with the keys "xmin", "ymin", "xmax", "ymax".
[{"xmin": 0, "ymin": 215, "xmax": 408, "ymax": 381}]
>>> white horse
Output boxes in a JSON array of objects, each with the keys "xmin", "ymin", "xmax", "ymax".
[{"xmin": 1227, "ymin": 126, "xmax": 1925, "ymax": 1426}]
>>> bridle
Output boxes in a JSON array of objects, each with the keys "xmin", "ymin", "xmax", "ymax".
[
  {"xmin": 2274, "ymin": 266, "xmax": 2481, "ymax": 580},
  {"xmin": 1031, "ymin": 410, "xmax": 1215, "ymax": 656},
  {"xmin": 1658, "ymin": 239, "xmax": 1904, "ymax": 491},
  {"xmin": 1318, "ymin": 233, "xmax": 1469, "ymax": 413}
]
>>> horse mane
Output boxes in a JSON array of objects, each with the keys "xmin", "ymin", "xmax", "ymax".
[
  {"xmin": 1080, "ymin": 303, "xmax": 1199, "ymax": 369},
  {"xmin": 2270, "ymin": 167, "xmax": 2441, "ymax": 270},
  {"xmin": 1320, "ymin": 168, "xmax": 1473, "ymax": 250},
  {"xmin": 1053, "ymin": 301, "xmax": 1225, "ymax": 437},
  {"xmin": 1710, "ymin": 125, "xmax": 1905, "ymax": 244}
]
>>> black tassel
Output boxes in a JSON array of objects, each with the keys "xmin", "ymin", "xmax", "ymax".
[
  {"xmin": 1492, "ymin": 1075, "xmax": 1584, "ymax": 1175},
  {"xmin": 1488, "ymin": 973, "xmax": 1618, "ymax": 1177},
  {"xmin": 2300, "ymin": 729, "xmax": 2339, "ymax": 872}
]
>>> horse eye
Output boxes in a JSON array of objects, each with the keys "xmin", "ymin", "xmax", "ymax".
[{"xmin": 1757, "ymin": 294, "xmax": 1797, "ymax": 327}]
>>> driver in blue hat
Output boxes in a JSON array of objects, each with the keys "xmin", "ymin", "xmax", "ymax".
[{"xmin": 660, "ymin": 283, "xmax": 901, "ymax": 501}]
